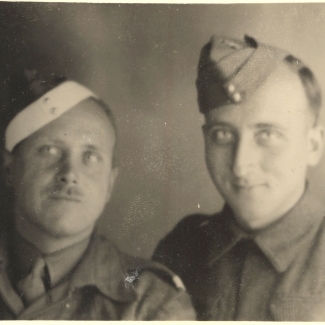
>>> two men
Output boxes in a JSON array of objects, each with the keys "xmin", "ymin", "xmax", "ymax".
[
  {"xmin": 0, "ymin": 69, "xmax": 195, "ymax": 320},
  {"xmin": 2, "ymin": 35, "xmax": 325, "ymax": 321},
  {"xmin": 154, "ymin": 35, "xmax": 325, "ymax": 321}
]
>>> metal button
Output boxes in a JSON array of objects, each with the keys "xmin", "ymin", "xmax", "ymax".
[
  {"xmin": 232, "ymin": 92, "xmax": 241, "ymax": 102},
  {"xmin": 227, "ymin": 84, "xmax": 235, "ymax": 93},
  {"xmin": 65, "ymin": 303, "xmax": 70, "ymax": 309},
  {"xmin": 172, "ymin": 275, "xmax": 185, "ymax": 290}
]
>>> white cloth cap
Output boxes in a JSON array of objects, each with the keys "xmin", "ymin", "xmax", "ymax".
[{"xmin": 5, "ymin": 81, "xmax": 97, "ymax": 152}]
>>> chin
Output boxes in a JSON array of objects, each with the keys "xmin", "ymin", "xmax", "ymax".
[
  {"xmin": 234, "ymin": 205, "xmax": 281, "ymax": 230},
  {"xmin": 44, "ymin": 224, "xmax": 92, "ymax": 238},
  {"xmin": 38, "ymin": 213, "xmax": 92, "ymax": 238},
  {"xmin": 229, "ymin": 203, "xmax": 264, "ymax": 228}
]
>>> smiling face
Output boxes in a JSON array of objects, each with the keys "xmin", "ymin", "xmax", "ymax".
[
  {"xmin": 203, "ymin": 64, "xmax": 324, "ymax": 230},
  {"xmin": 6, "ymin": 98, "xmax": 117, "ymax": 239}
]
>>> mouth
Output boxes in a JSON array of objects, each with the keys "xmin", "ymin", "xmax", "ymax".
[
  {"xmin": 49, "ymin": 195, "xmax": 81, "ymax": 203},
  {"xmin": 231, "ymin": 181, "xmax": 265, "ymax": 190}
]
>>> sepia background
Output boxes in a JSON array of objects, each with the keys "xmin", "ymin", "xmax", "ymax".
[{"xmin": 1, "ymin": 3, "xmax": 325, "ymax": 258}]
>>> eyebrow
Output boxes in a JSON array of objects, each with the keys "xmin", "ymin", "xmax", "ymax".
[
  {"xmin": 82, "ymin": 144, "xmax": 101, "ymax": 152},
  {"xmin": 203, "ymin": 121, "xmax": 235, "ymax": 130},
  {"xmin": 251, "ymin": 123, "xmax": 287, "ymax": 131},
  {"xmin": 37, "ymin": 139, "xmax": 104, "ymax": 152},
  {"xmin": 204, "ymin": 121, "xmax": 287, "ymax": 131},
  {"xmin": 37, "ymin": 139, "xmax": 66, "ymax": 146}
]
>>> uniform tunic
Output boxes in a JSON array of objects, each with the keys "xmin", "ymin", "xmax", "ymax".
[
  {"xmin": 0, "ymin": 233, "xmax": 195, "ymax": 320},
  {"xmin": 153, "ymin": 189, "xmax": 325, "ymax": 321}
]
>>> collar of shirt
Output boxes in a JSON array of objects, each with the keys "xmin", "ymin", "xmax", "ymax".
[
  {"xmin": 207, "ymin": 186, "xmax": 325, "ymax": 273},
  {"xmin": 0, "ymin": 232, "xmax": 137, "ymax": 306},
  {"xmin": 9, "ymin": 231, "xmax": 90, "ymax": 288}
]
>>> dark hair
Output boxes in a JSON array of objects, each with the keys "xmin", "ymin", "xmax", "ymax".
[
  {"xmin": 2, "ymin": 68, "xmax": 67, "ymax": 130},
  {"xmin": 284, "ymin": 55, "xmax": 322, "ymax": 124}
]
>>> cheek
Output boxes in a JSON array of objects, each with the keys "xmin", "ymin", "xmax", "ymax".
[
  {"xmin": 84, "ymin": 169, "xmax": 111, "ymax": 194},
  {"xmin": 13, "ymin": 162, "xmax": 36, "ymax": 191},
  {"xmin": 13, "ymin": 160, "xmax": 55, "ymax": 197},
  {"xmin": 261, "ymin": 142, "xmax": 308, "ymax": 178},
  {"xmin": 206, "ymin": 147, "xmax": 232, "ymax": 175}
]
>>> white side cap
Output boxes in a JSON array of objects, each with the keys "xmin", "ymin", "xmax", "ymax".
[{"xmin": 5, "ymin": 81, "xmax": 97, "ymax": 152}]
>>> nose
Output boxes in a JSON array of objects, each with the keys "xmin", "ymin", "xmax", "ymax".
[
  {"xmin": 232, "ymin": 136, "xmax": 258, "ymax": 178},
  {"xmin": 57, "ymin": 155, "xmax": 79, "ymax": 185}
]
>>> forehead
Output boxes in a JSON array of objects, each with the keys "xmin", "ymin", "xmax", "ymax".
[
  {"xmin": 205, "ymin": 64, "xmax": 311, "ymax": 127},
  {"xmin": 17, "ymin": 99, "xmax": 115, "ymax": 151}
]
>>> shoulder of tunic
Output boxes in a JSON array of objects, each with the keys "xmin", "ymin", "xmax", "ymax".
[
  {"xmin": 152, "ymin": 213, "xmax": 222, "ymax": 281},
  {"xmin": 117, "ymin": 250, "xmax": 196, "ymax": 320},
  {"xmin": 165, "ymin": 213, "xmax": 214, "ymax": 236},
  {"xmin": 121, "ymin": 252, "xmax": 187, "ymax": 291}
]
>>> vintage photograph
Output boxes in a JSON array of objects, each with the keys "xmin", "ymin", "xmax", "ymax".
[{"xmin": 0, "ymin": 2, "xmax": 325, "ymax": 320}]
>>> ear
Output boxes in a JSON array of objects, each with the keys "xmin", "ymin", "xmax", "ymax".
[
  {"xmin": 3, "ymin": 149, "xmax": 15, "ymax": 187},
  {"xmin": 307, "ymin": 125, "xmax": 325, "ymax": 166},
  {"xmin": 105, "ymin": 167, "xmax": 119, "ymax": 203}
]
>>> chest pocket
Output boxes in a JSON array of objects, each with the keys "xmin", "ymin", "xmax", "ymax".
[{"xmin": 270, "ymin": 295, "xmax": 325, "ymax": 321}]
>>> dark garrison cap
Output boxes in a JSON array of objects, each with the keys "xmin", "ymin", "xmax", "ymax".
[{"xmin": 196, "ymin": 35, "xmax": 311, "ymax": 114}]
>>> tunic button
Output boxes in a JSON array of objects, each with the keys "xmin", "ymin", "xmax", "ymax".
[
  {"xmin": 66, "ymin": 303, "xmax": 71, "ymax": 309},
  {"xmin": 227, "ymin": 84, "xmax": 235, "ymax": 93},
  {"xmin": 232, "ymin": 92, "xmax": 241, "ymax": 102}
]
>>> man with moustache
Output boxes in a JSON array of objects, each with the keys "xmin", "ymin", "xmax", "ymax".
[
  {"xmin": 153, "ymin": 35, "xmax": 325, "ymax": 321},
  {"xmin": 0, "ymin": 68, "xmax": 195, "ymax": 320}
]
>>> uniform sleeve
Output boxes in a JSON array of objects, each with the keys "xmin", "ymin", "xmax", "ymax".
[
  {"xmin": 121, "ymin": 268, "xmax": 196, "ymax": 320},
  {"xmin": 152, "ymin": 214, "xmax": 210, "ymax": 278}
]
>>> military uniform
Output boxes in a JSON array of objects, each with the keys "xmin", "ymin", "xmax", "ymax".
[
  {"xmin": 152, "ymin": 34, "xmax": 324, "ymax": 320},
  {"xmin": 0, "ymin": 232, "xmax": 195, "ymax": 320},
  {"xmin": 0, "ymin": 69, "xmax": 196, "ymax": 320},
  {"xmin": 153, "ymin": 188, "xmax": 325, "ymax": 320}
]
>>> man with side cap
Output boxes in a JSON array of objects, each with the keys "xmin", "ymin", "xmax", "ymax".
[
  {"xmin": 0, "ymin": 68, "xmax": 195, "ymax": 320},
  {"xmin": 153, "ymin": 35, "xmax": 325, "ymax": 321}
]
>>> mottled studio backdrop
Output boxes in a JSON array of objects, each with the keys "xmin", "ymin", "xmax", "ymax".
[{"xmin": 0, "ymin": 3, "xmax": 325, "ymax": 258}]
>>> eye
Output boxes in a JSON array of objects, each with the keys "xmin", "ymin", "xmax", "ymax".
[
  {"xmin": 208, "ymin": 128, "xmax": 236, "ymax": 145},
  {"xmin": 38, "ymin": 145, "xmax": 61, "ymax": 158},
  {"xmin": 256, "ymin": 130, "xmax": 282, "ymax": 145},
  {"xmin": 84, "ymin": 151, "xmax": 102, "ymax": 165}
]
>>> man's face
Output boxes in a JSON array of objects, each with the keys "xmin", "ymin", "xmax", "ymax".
[
  {"xmin": 6, "ymin": 98, "xmax": 117, "ymax": 238},
  {"xmin": 203, "ymin": 65, "xmax": 324, "ymax": 230}
]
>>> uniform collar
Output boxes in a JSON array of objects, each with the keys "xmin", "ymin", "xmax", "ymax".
[
  {"xmin": 207, "ymin": 206, "xmax": 251, "ymax": 267},
  {"xmin": 10, "ymin": 231, "xmax": 90, "ymax": 287},
  {"xmin": 254, "ymin": 187, "xmax": 325, "ymax": 272},
  {"xmin": 208, "ymin": 186, "xmax": 325, "ymax": 273},
  {"xmin": 69, "ymin": 233, "xmax": 137, "ymax": 303},
  {"xmin": 0, "ymin": 231, "xmax": 137, "ymax": 304}
]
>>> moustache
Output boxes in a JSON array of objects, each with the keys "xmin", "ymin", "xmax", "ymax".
[{"xmin": 48, "ymin": 184, "xmax": 84, "ymax": 201}]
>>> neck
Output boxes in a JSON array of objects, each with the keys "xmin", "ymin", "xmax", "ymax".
[{"xmin": 14, "ymin": 217, "xmax": 94, "ymax": 254}]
